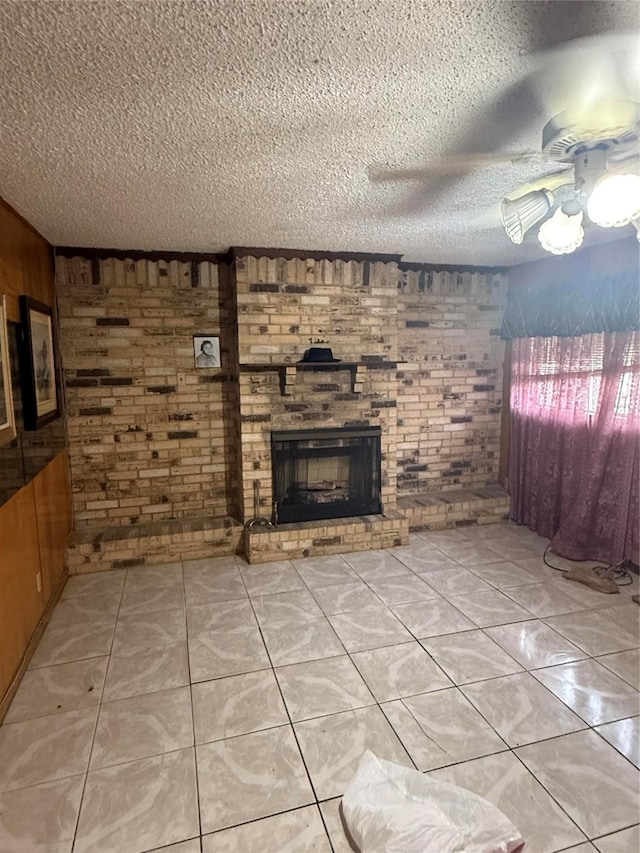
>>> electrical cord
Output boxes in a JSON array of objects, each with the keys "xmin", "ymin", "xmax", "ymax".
[{"xmin": 543, "ymin": 543, "xmax": 633, "ymax": 586}]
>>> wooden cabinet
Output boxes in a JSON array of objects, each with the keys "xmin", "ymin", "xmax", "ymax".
[
  {"xmin": 0, "ymin": 450, "xmax": 72, "ymax": 710},
  {"xmin": 0, "ymin": 199, "xmax": 72, "ymax": 715}
]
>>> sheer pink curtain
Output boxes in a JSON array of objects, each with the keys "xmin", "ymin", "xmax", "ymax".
[{"xmin": 510, "ymin": 330, "xmax": 640, "ymax": 565}]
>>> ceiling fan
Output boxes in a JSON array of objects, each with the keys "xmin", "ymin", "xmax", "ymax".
[
  {"xmin": 370, "ymin": 29, "xmax": 640, "ymax": 255},
  {"xmin": 501, "ymin": 99, "xmax": 640, "ymax": 254}
]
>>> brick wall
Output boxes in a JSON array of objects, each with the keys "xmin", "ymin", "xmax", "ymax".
[
  {"xmin": 56, "ymin": 256, "xmax": 239, "ymax": 530},
  {"xmin": 57, "ymin": 251, "xmax": 507, "ymax": 545},
  {"xmin": 396, "ymin": 268, "xmax": 507, "ymax": 493},
  {"xmin": 233, "ymin": 255, "xmax": 400, "ymax": 521}
]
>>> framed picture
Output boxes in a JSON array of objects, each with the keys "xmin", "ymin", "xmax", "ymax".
[
  {"xmin": 0, "ymin": 295, "xmax": 17, "ymax": 446},
  {"xmin": 19, "ymin": 296, "xmax": 59, "ymax": 430},
  {"xmin": 193, "ymin": 335, "xmax": 220, "ymax": 368}
]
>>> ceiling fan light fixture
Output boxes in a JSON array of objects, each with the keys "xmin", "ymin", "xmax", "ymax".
[
  {"xmin": 587, "ymin": 173, "xmax": 640, "ymax": 227},
  {"xmin": 538, "ymin": 208, "xmax": 584, "ymax": 255},
  {"xmin": 501, "ymin": 190, "xmax": 553, "ymax": 244}
]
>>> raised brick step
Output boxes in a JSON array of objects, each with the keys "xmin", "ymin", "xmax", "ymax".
[
  {"xmin": 244, "ymin": 508, "xmax": 409, "ymax": 565},
  {"xmin": 67, "ymin": 515, "xmax": 244, "ymax": 573},
  {"xmin": 398, "ymin": 485, "xmax": 509, "ymax": 532}
]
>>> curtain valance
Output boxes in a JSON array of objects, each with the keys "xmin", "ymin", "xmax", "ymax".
[{"xmin": 502, "ymin": 267, "xmax": 639, "ymax": 340}]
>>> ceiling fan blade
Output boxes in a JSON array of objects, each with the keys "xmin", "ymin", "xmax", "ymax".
[
  {"xmin": 507, "ymin": 167, "xmax": 575, "ymax": 198},
  {"xmin": 527, "ymin": 32, "xmax": 640, "ymax": 128},
  {"xmin": 369, "ymin": 151, "xmax": 541, "ymax": 182},
  {"xmin": 608, "ymin": 147, "xmax": 640, "ymax": 168}
]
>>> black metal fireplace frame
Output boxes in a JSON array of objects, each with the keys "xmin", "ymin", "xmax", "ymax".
[{"xmin": 271, "ymin": 426, "xmax": 382, "ymax": 524}]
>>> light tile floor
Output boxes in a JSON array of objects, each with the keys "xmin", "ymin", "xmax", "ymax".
[{"xmin": 0, "ymin": 521, "xmax": 638, "ymax": 852}]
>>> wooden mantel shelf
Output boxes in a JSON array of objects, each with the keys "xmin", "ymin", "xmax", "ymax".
[{"xmin": 238, "ymin": 361, "xmax": 401, "ymax": 395}]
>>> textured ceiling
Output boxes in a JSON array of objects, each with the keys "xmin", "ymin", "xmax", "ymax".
[{"xmin": 0, "ymin": 0, "xmax": 638, "ymax": 265}]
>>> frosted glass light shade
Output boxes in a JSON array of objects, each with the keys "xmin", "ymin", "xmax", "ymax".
[
  {"xmin": 587, "ymin": 173, "xmax": 640, "ymax": 227},
  {"xmin": 538, "ymin": 208, "xmax": 584, "ymax": 255},
  {"xmin": 501, "ymin": 190, "xmax": 553, "ymax": 244}
]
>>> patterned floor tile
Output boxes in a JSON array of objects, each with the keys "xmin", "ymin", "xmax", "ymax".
[
  {"xmin": 252, "ymin": 589, "xmax": 325, "ymax": 626},
  {"xmin": 0, "ymin": 708, "xmax": 97, "ymax": 792},
  {"xmin": 594, "ymin": 825, "xmax": 640, "ymax": 853},
  {"xmin": 188, "ymin": 626, "xmax": 269, "ymax": 681},
  {"xmin": 293, "ymin": 556, "xmax": 358, "ymax": 589},
  {"xmin": 192, "ymin": 669, "xmax": 287, "ymax": 744},
  {"xmin": 341, "ymin": 549, "xmax": 411, "ymax": 578},
  {"xmin": 327, "ymin": 605, "xmax": 412, "ymax": 652},
  {"xmin": 364, "ymin": 574, "xmax": 440, "ymax": 605},
  {"xmin": 91, "ymin": 686, "xmax": 194, "ymax": 769},
  {"xmin": 350, "ymin": 641, "xmax": 452, "ymax": 701},
  {"xmin": 400, "ymin": 687, "xmax": 507, "ymax": 761},
  {"xmin": 596, "ymin": 717, "xmax": 640, "ymax": 768},
  {"xmin": 260, "ymin": 617, "xmax": 344, "ymax": 666},
  {"xmin": 421, "ymin": 567, "xmax": 494, "ymax": 597},
  {"xmin": 0, "ymin": 775, "xmax": 84, "ymax": 853},
  {"xmin": 597, "ymin": 649, "xmax": 640, "ymax": 690},
  {"xmin": 532, "ymin": 659, "xmax": 640, "ymax": 726},
  {"xmin": 391, "ymin": 598, "xmax": 475, "ymax": 638},
  {"xmin": 545, "ymin": 609, "xmax": 639, "ymax": 657},
  {"xmin": 103, "ymin": 642, "xmax": 189, "ymax": 701},
  {"xmin": 75, "ymin": 748, "xmax": 199, "ymax": 853},
  {"xmin": 466, "ymin": 560, "xmax": 539, "ymax": 589},
  {"xmin": 294, "ymin": 705, "xmax": 411, "ymax": 800},
  {"xmin": 61, "ymin": 570, "xmax": 125, "ymax": 599},
  {"xmin": 201, "ymin": 804, "xmax": 331, "ymax": 852},
  {"xmin": 275, "ymin": 656, "xmax": 374, "ymax": 721},
  {"xmin": 421, "ymin": 629, "xmax": 523, "ymax": 684},
  {"xmin": 239, "ymin": 561, "xmax": 305, "ymax": 596},
  {"xmin": 428, "ymin": 751, "xmax": 587, "ymax": 852},
  {"xmin": 197, "ymin": 726, "xmax": 314, "ymax": 834},
  {"xmin": 447, "ymin": 589, "xmax": 532, "ymax": 628},
  {"xmin": 113, "ymin": 609, "xmax": 187, "ymax": 653},
  {"xmin": 461, "ymin": 672, "xmax": 586, "ymax": 746},
  {"xmin": 29, "ymin": 618, "xmax": 115, "ymax": 669},
  {"xmin": 486, "ymin": 620, "xmax": 587, "ymax": 669},
  {"xmin": 516, "ymin": 730, "xmax": 640, "ymax": 838},
  {"xmin": 4, "ymin": 657, "xmax": 107, "ymax": 723},
  {"xmin": 310, "ymin": 581, "xmax": 382, "ymax": 615}
]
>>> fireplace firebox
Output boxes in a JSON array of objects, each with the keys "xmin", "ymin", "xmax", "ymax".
[{"xmin": 271, "ymin": 427, "xmax": 382, "ymax": 524}]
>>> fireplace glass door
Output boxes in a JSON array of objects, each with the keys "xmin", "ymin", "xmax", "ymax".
[{"xmin": 271, "ymin": 427, "xmax": 382, "ymax": 523}]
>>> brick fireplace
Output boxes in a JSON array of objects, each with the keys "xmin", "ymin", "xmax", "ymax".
[
  {"xmin": 231, "ymin": 251, "xmax": 410, "ymax": 563},
  {"xmin": 57, "ymin": 248, "xmax": 509, "ymax": 571}
]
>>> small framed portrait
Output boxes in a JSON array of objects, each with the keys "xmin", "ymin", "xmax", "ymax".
[
  {"xmin": 0, "ymin": 295, "xmax": 17, "ymax": 446},
  {"xmin": 193, "ymin": 335, "xmax": 220, "ymax": 369},
  {"xmin": 19, "ymin": 296, "xmax": 59, "ymax": 430}
]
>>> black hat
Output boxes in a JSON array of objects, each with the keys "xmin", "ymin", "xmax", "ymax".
[{"xmin": 298, "ymin": 347, "xmax": 341, "ymax": 363}]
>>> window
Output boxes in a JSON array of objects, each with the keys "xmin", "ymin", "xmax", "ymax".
[{"xmin": 515, "ymin": 332, "xmax": 639, "ymax": 422}]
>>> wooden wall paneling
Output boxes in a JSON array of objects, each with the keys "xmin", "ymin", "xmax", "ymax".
[
  {"xmin": 33, "ymin": 451, "xmax": 72, "ymax": 602},
  {"xmin": 0, "ymin": 481, "xmax": 44, "ymax": 698},
  {"xmin": 0, "ymin": 196, "xmax": 71, "ymax": 712},
  {"xmin": 0, "ymin": 198, "xmax": 54, "ymax": 321}
]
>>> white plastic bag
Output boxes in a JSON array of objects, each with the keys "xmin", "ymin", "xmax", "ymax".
[{"xmin": 341, "ymin": 751, "xmax": 525, "ymax": 853}]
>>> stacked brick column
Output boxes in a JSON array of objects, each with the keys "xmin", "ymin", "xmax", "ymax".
[
  {"xmin": 232, "ymin": 254, "xmax": 400, "ymax": 524},
  {"xmin": 396, "ymin": 268, "xmax": 507, "ymax": 493}
]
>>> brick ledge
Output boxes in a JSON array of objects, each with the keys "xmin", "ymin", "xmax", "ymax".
[
  {"xmin": 398, "ymin": 485, "xmax": 509, "ymax": 531},
  {"xmin": 72, "ymin": 514, "xmax": 241, "ymax": 546},
  {"xmin": 67, "ymin": 515, "xmax": 244, "ymax": 574}
]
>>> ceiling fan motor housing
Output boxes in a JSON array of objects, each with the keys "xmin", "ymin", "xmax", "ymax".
[{"xmin": 541, "ymin": 101, "xmax": 639, "ymax": 163}]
